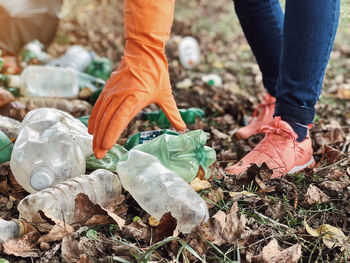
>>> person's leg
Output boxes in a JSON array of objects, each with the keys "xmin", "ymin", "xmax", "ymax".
[
  {"xmin": 233, "ymin": 0, "xmax": 283, "ymax": 139},
  {"xmin": 275, "ymin": 0, "xmax": 340, "ymax": 141},
  {"xmin": 233, "ymin": 0, "xmax": 284, "ymax": 97},
  {"xmin": 226, "ymin": 0, "xmax": 340, "ymax": 177}
]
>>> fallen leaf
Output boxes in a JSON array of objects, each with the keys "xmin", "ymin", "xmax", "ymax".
[
  {"xmin": 37, "ymin": 210, "xmax": 74, "ymax": 243},
  {"xmin": 252, "ymin": 239, "xmax": 301, "ymax": 263},
  {"xmin": 0, "ymin": 87, "xmax": 14, "ymax": 107},
  {"xmin": 153, "ymin": 212, "xmax": 177, "ymax": 243},
  {"xmin": 62, "ymin": 234, "xmax": 82, "ymax": 262},
  {"xmin": 324, "ymin": 145, "xmax": 345, "ymax": 164},
  {"xmin": 265, "ymin": 201, "xmax": 286, "ymax": 221},
  {"xmin": 122, "ymin": 220, "xmax": 151, "ymax": 241},
  {"xmin": 229, "ymin": 190, "xmax": 257, "ymax": 201},
  {"xmin": 319, "ymin": 180, "xmax": 349, "ymax": 192},
  {"xmin": 3, "ymin": 231, "xmax": 40, "ymax": 258},
  {"xmin": 304, "ymin": 184, "xmax": 330, "ymax": 206},
  {"xmin": 222, "ymin": 202, "xmax": 246, "ymax": 244},
  {"xmin": 190, "ymin": 178, "xmax": 211, "ymax": 192},
  {"xmin": 211, "ymin": 127, "xmax": 230, "ymax": 140},
  {"xmin": 305, "ymin": 220, "xmax": 349, "ymax": 249},
  {"xmin": 205, "ymin": 187, "xmax": 224, "ymax": 209}
]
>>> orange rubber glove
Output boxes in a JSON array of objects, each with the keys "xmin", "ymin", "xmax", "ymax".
[{"xmin": 88, "ymin": 0, "xmax": 186, "ymax": 159}]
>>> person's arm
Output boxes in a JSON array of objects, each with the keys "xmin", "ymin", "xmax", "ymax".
[{"xmin": 88, "ymin": 0, "xmax": 186, "ymax": 159}]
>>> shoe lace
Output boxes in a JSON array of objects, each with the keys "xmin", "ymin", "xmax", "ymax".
[
  {"xmin": 253, "ymin": 117, "xmax": 304, "ymax": 173},
  {"xmin": 249, "ymin": 95, "xmax": 275, "ymax": 123}
]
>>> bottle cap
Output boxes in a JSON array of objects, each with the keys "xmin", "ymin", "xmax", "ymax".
[{"xmin": 30, "ymin": 166, "xmax": 55, "ymax": 191}]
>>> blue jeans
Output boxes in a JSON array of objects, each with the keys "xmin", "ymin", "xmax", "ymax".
[{"xmin": 233, "ymin": 0, "xmax": 340, "ymax": 141}]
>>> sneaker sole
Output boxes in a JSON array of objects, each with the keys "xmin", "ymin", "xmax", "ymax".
[{"xmin": 287, "ymin": 156, "xmax": 315, "ymax": 175}]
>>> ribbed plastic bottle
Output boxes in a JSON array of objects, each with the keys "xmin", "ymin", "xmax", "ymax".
[
  {"xmin": 117, "ymin": 150, "xmax": 209, "ymax": 233},
  {"xmin": 178, "ymin": 36, "xmax": 200, "ymax": 69},
  {"xmin": 17, "ymin": 169, "xmax": 122, "ymax": 225},
  {"xmin": 10, "ymin": 108, "xmax": 93, "ymax": 193},
  {"xmin": 0, "ymin": 219, "xmax": 24, "ymax": 243},
  {"xmin": 0, "ymin": 115, "xmax": 21, "ymax": 138}
]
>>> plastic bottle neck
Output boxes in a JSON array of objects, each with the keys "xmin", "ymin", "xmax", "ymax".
[{"xmin": 30, "ymin": 166, "xmax": 55, "ymax": 191}]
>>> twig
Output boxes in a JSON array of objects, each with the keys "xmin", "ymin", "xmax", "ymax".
[
  {"xmin": 254, "ymin": 211, "xmax": 297, "ymax": 233},
  {"xmin": 315, "ymin": 156, "xmax": 349, "ymax": 172}
]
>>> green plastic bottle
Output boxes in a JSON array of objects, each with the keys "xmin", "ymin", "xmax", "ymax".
[
  {"xmin": 0, "ymin": 130, "xmax": 13, "ymax": 164},
  {"xmin": 78, "ymin": 115, "xmax": 90, "ymax": 127},
  {"xmin": 85, "ymin": 57, "xmax": 112, "ymax": 81},
  {"xmin": 86, "ymin": 144, "xmax": 128, "ymax": 171},
  {"xmin": 129, "ymin": 130, "xmax": 216, "ymax": 182},
  {"xmin": 124, "ymin": 129, "xmax": 179, "ymax": 150},
  {"xmin": 142, "ymin": 108, "xmax": 205, "ymax": 129}
]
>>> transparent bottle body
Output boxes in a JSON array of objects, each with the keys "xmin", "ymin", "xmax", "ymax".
[
  {"xmin": 20, "ymin": 65, "xmax": 80, "ymax": 98},
  {"xmin": 0, "ymin": 219, "xmax": 21, "ymax": 243},
  {"xmin": 10, "ymin": 108, "xmax": 93, "ymax": 193},
  {"xmin": 0, "ymin": 115, "xmax": 21, "ymax": 138},
  {"xmin": 117, "ymin": 150, "xmax": 209, "ymax": 233},
  {"xmin": 17, "ymin": 169, "xmax": 122, "ymax": 224},
  {"xmin": 178, "ymin": 36, "xmax": 200, "ymax": 69}
]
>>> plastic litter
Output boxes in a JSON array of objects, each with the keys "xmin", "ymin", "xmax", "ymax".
[
  {"xmin": 178, "ymin": 36, "xmax": 200, "ymax": 69},
  {"xmin": 0, "ymin": 219, "xmax": 24, "ymax": 243},
  {"xmin": 0, "ymin": 130, "xmax": 13, "ymax": 164},
  {"xmin": 0, "ymin": 115, "xmax": 21, "ymax": 138},
  {"xmin": 201, "ymin": 73, "xmax": 222, "ymax": 87},
  {"xmin": 141, "ymin": 108, "xmax": 205, "ymax": 129},
  {"xmin": 85, "ymin": 57, "xmax": 112, "ymax": 80},
  {"xmin": 10, "ymin": 108, "xmax": 93, "ymax": 193},
  {"xmin": 17, "ymin": 169, "xmax": 122, "ymax": 225},
  {"xmin": 19, "ymin": 40, "xmax": 50, "ymax": 67}
]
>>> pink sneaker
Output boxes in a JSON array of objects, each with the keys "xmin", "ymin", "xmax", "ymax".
[
  {"xmin": 235, "ymin": 94, "xmax": 276, "ymax": 140},
  {"xmin": 226, "ymin": 117, "xmax": 315, "ymax": 178}
]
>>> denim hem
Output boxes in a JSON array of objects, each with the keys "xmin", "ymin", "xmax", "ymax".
[{"xmin": 274, "ymin": 101, "xmax": 314, "ymax": 125}]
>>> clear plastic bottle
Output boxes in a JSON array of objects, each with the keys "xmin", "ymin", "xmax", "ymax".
[
  {"xmin": 10, "ymin": 108, "xmax": 93, "ymax": 193},
  {"xmin": 117, "ymin": 150, "xmax": 209, "ymax": 233},
  {"xmin": 0, "ymin": 219, "xmax": 24, "ymax": 243},
  {"xmin": 202, "ymin": 74, "xmax": 223, "ymax": 87},
  {"xmin": 178, "ymin": 36, "xmax": 200, "ymax": 69},
  {"xmin": 49, "ymin": 46, "xmax": 93, "ymax": 72},
  {"xmin": 17, "ymin": 169, "xmax": 122, "ymax": 225},
  {"xmin": 8, "ymin": 65, "xmax": 80, "ymax": 98}
]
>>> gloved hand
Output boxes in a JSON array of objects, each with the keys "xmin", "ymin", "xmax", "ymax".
[{"xmin": 88, "ymin": 0, "xmax": 186, "ymax": 159}]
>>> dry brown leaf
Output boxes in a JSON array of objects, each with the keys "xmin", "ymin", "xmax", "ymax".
[
  {"xmin": 62, "ymin": 234, "xmax": 82, "ymax": 263},
  {"xmin": 3, "ymin": 230, "xmax": 40, "ymax": 258},
  {"xmin": 0, "ymin": 101, "xmax": 27, "ymax": 121},
  {"xmin": 153, "ymin": 212, "xmax": 177, "ymax": 243},
  {"xmin": 324, "ymin": 145, "xmax": 345, "ymax": 164},
  {"xmin": 205, "ymin": 187, "xmax": 224, "ymax": 209},
  {"xmin": 222, "ymin": 202, "xmax": 246, "ymax": 244},
  {"xmin": 265, "ymin": 201, "xmax": 285, "ymax": 221},
  {"xmin": 319, "ymin": 180, "xmax": 349, "ymax": 192},
  {"xmin": 190, "ymin": 177, "xmax": 211, "ymax": 192},
  {"xmin": 229, "ymin": 190, "xmax": 257, "ymax": 201},
  {"xmin": 37, "ymin": 210, "xmax": 74, "ymax": 243},
  {"xmin": 200, "ymin": 210, "xmax": 227, "ymax": 246},
  {"xmin": 304, "ymin": 184, "xmax": 330, "ymax": 206},
  {"xmin": 0, "ymin": 162, "xmax": 25, "ymax": 199},
  {"xmin": 122, "ymin": 219, "xmax": 151, "ymax": 241},
  {"xmin": 0, "ymin": 87, "xmax": 14, "ymax": 107},
  {"xmin": 211, "ymin": 127, "xmax": 230, "ymax": 140},
  {"xmin": 252, "ymin": 239, "xmax": 301, "ymax": 263}
]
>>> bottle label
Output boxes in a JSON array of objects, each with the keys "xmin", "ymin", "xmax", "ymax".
[{"xmin": 139, "ymin": 130, "xmax": 163, "ymax": 144}]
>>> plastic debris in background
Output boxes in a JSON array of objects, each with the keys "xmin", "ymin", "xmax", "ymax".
[
  {"xmin": 178, "ymin": 36, "xmax": 200, "ymax": 69},
  {"xmin": 0, "ymin": 130, "xmax": 13, "ymax": 164},
  {"xmin": 202, "ymin": 73, "xmax": 222, "ymax": 87},
  {"xmin": 142, "ymin": 107, "xmax": 205, "ymax": 129},
  {"xmin": 85, "ymin": 57, "xmax": 112, "ymax": 80},
  {"xmin": 19, "ymin": 40, "xmax": 50, "ymax": 67}
]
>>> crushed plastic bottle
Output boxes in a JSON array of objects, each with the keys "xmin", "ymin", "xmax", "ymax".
[
  {"xmin": 8, "ymin": 65, "xmax": 105, "ymax": 98},
  {"xmin": 10, "ymin": 108, "xmax": 93, "ymax": 193},
  {"xmin": 0, "ymin": 115, "xmax": 20, "ymax": 138},
  {"xmin": 0, "ymin": 130, "xmax": 13, "ymax": 164},
  {"xmin": 133, "ymin": 130, "xmax": 216, "ymax": 182},
  {"xmin": 85, "ymin": 57, "xmax": 112, "ymax": 80},
  {"xmin": 125, "ymin": 129, "xmax": 179, "ymax": 150},
  {"xmin": 49, "ymin": 46, "xmax": 93, "ymax": 72},
  {"xmin": 17, "ymin": 169, "xmax": 122, "ymax": 225},
  {"xmin": 201, "ymin": 74, "xmax": 222, "ymax": 87},
  {"xmin": 117, "ymin": 150, "xmax": 209, "ymax": 233},
  {"xmin": 141, "ymin": 108, "xmax": 205, "ymax": 129},
  {"xmin": 86, "ymin": 144, "xmax": 128, "ymax": 171},
  {"xmin": 0, "ymin": 219, "xmax": 24, "ymax": 243},
  {"xmin": 178, "ymin": 36, "xmax": 200, "ymax": 69}
]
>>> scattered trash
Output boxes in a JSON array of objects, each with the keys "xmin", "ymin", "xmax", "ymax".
[
  {"xmin": 10, "ymin": 108, "xmax": 93, "ymax": 193},
  {"xmin": 117, "ymin": 150, "xmax": 209, "ymax": 233},
  {"xmin": 132, "ymin": 130, "xmax": 216, "ymax": 182},
  {"xmin": 202, "ymin": 73, "xmax": 223, "ymax": 87},
  {"xmin": 0, "ymin": 130, "xmax": 13, "ymax": 164},
  {"xmin": 8, "ymin": 65, "xmax": 105, "ymax": 98},
  {"xmin": 0, "ymin": 101, "xmax": 27, "ymax": 121},
  {"xmin": 0, "ymin": 218, "xmax": 33, "ymax": 243},
  {"xmin": 49, "ymin": 46, "xmax": 93, "ymax": 72},
  {"xmin": 1, "ymin": 56, "xmax": 21, "ymax": 75},
  {"xmin": 17, "ymin": 169, "xmax": 122, "ymax": 225},
  {"xmin": 18, "ymin": 40, "xmax": 50, "ymax": 68},
  {"xmin": 125, "ymin": 129, "xmax": 179, "ymax": 150},
  {"xmin": 141, "ymin": 107, "xmax": 205, "ymax": 129},
  {"xmin": 178, "ymin": 36, "xmax": 200, "ymax": 69},
  {"xmin": 85, "ymin": 57, "xmax": 112, "ymax": 80},
  {"xmin": 0, "ymin": 115, "xmax": 21, "ymax": 138}
]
